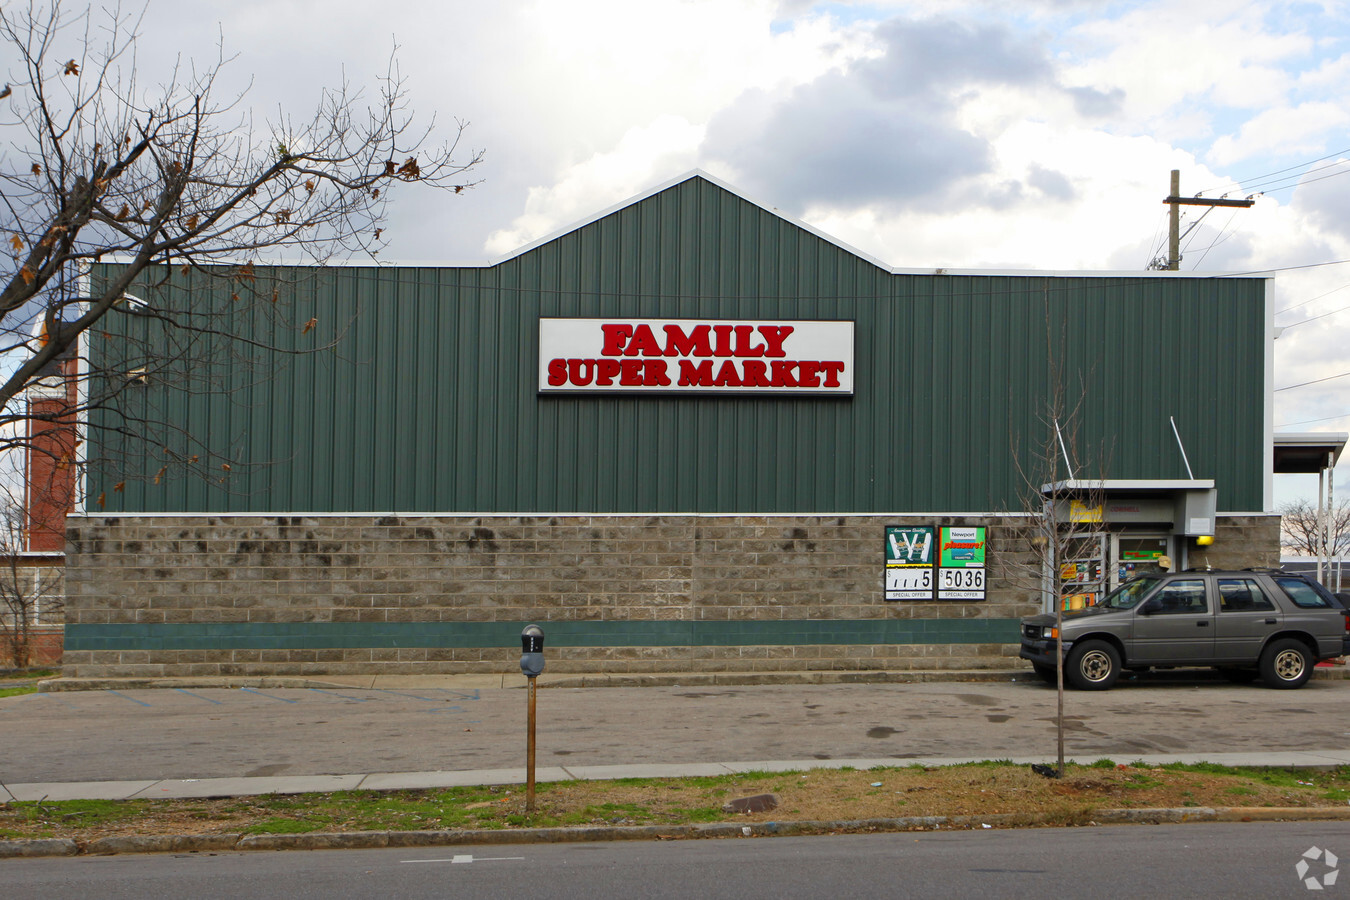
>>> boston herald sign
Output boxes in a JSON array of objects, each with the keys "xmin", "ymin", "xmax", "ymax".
[{"xmin": 539, "ymin": 318, "xmax": 854, "ymax": 395}]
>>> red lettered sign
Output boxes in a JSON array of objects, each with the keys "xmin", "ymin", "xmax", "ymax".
[{"xmin": 538, "ymin": 318, "xmax": 854, "ymax": 395}]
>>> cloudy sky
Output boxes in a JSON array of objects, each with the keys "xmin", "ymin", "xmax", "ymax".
[{"xmin": 66, "ymin": 1, "xmax": 1350, "ymax": 503}]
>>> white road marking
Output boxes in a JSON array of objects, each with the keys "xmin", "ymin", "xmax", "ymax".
[{"xmin": 401, "ymin": 855, "xmax": 525, "ymax": 864}]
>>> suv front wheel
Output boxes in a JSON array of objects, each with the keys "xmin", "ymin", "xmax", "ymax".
[
  {"xmin": 1259, "ymin": 638, "xmax": 1313, "ymax": 689},
  {"xmin": 1066, "ymin": 640, "xmax": 1121, "ymax": 690}
]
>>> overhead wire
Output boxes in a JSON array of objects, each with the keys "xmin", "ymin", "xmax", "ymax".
[
  {"xmin": 1276, "ymin": 369, "xmax": 1350, "ymax": 392},
  {"xmin": 1276, "ymin": 282, "xmax": 1350, "ymax": 317},
  {"xmin": 1278, "ymin": 300, "xmax": 1350, "ymax": 331},
  {"xmin": 1188, "ymin": 210, "xmax": 1242, "ymax": 270},
  {"xmin": 1198, "ymin": 146, "xmax": 1350, "ymax": 196},
  {"xmin": 1277, "ymin": 411, "xmax": 1350, "ymax": 428}
]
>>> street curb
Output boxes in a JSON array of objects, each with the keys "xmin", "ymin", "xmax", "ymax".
[
  {"xmin": 34, "ymin": 666, "xmax": 1350, "ymax": 692},
  {"xmin": 6, "ymin": 807, "xmax": 1350, "ymax": 859},
  {"xmin": 34, "ymin": 671, "xmax": 1034, "ymax": 692}
]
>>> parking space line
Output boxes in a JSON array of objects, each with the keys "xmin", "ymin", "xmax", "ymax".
[
  {"xmin": 307, "ymin": 688, "xmax": 377, "ymax": 702},
  {"xmin": 173, "ymin": 688, "xmax": 223, "ymax": 705},
  {"xmin": 31, "ymin": 692, "xmax": 81, "ymax": 709},
  {"xmin": 239, "ymin": 687, "xmax": 298, "ymax": 703},
  {"xmin": 374, "ymin": 688, "xmax": 467, "ymax": 702},
  {"xmin": 105, "ymin": 690, "xmax": 152, "ymax": 707}
]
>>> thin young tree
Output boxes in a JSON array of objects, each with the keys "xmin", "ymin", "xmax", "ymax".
[{"xmin": 992, "ymin": 291, "xmax": 1111, "ymax": 778}]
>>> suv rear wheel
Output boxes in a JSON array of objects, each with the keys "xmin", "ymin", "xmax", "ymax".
[
  {"xmin": 1066, "ymin": 640, "xmax": 1121, "ymax": 690},
  {"xmin": 1259, "ymin": 638, "xmax": 1313, "ymax": 689}
]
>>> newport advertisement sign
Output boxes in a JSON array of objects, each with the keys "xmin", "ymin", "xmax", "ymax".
[{"xmin": 538, "ymin": 318, "xmax": 854, "ymax": 395}]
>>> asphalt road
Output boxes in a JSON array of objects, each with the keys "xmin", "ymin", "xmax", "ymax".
[
  {"xmin": 4, "ymin": 822, "xmax": 1345, "ymax": 898},
  {"xmin": 2, "ymin": 675, "xmax": 1349, "ymax": 783}
]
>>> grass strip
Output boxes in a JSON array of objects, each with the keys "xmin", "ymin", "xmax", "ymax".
[{"xmin": 2, "ymin": 762, "xmax": 1347, "ymax": 842}]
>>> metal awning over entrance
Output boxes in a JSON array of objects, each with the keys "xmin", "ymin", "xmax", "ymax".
[
  {"xmin": 1273, "ymin": 432, "xmax": 1347, "ymax": 584},
  {"xmin": 1273, "ymin": 433, "xmax": 1346, "ymax": 474},
  {"xmin": 1041, "ymin": 479, "xmax": 1218, "ymax": 537}
]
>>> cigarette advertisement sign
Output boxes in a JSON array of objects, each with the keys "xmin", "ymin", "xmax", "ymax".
[
  {"xmin": 938, "ymin": 526, "xmax": 986, "ymax": 600},
  {"xmin": 884, "ymin": 526, "xmax": 934, "ymax": 601}
]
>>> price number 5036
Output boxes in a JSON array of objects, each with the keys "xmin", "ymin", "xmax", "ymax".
[{"xmin": 940, "ymin": 568, "xmax": 985, "ymax": 589}]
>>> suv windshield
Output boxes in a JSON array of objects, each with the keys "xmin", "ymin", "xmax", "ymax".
[{"xmin": 1100, "ymin": 575, "xmax": 1162, "ymax": 610}]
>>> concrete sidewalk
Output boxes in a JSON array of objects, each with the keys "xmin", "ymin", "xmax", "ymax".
[
  {"xmin": 34, "ymin": 669, "xmax": 1041, "ymax": 692},
  {"xmin": 7, "ymin": 750, "xmax": 1350, "ymax": 804},
  {"xmin": 35, "ymin": 664, "xmax": 1350, "ymax": 693}
]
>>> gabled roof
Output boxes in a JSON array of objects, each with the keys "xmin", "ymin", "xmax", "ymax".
[
  {"xmin": 490, "ymin": 169, "xmax": 895, "ymax": 271},
  {"xmin": 487, "ymin": 169, "xmax": 1273, "ymax": 279}
]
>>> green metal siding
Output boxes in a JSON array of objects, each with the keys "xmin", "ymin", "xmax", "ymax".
[{"xmin": 88, "ymin": 175, "xmax": 1268, "ymax": 514}]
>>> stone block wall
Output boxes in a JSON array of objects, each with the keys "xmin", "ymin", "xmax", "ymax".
[{"xmin": 60, "ymin": 512, "xmax": 1280, "ymax": 678}]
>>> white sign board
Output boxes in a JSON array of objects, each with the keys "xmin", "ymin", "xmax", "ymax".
[{"xmin": 539, "ymin": 318, "xmax": 854, "ymax": 395}]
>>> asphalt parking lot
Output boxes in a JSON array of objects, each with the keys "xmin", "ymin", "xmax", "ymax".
[{"xmin": 3, "ymin": 675, "xmax": 1349, "ymax": 784}]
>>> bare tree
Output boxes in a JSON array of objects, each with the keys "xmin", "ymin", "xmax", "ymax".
[
  {"xmin": 0, "ymin": 0, "xmax": 482, "ymax": 486},
  {"xmin": 0, "ymin": 462, "xmax": 61, "ymax": 669},
  {"xmin": 992, "ymin": 293, "xmax": 1112, "ymax": 778},
  {"xmin": 1279, "ymin": 499, "xmax": 1350, "ymax": 557}
]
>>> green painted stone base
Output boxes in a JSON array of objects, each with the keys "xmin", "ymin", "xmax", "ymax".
[{"xmin": 66, "ymin": 619, "xmax": 1021, "ymax": 652}]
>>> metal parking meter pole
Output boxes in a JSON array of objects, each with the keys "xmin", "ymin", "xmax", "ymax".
[
  {"xmin": 519, "ymin": 624, "xmax": 545, "ymax": 814},
  {"xmin": 527, "ymin": 675, "xmax": 537, "ymax": 812}
]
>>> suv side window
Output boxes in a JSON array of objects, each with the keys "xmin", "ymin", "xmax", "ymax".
[
  {"xmin": 1217, "ymin": 578, "xmax": 1275, "ymax": 612},
  {"xmin": 1149, "ymin": 579, "xmax": 1208, "ymax": 614},
  {"xmin": 1273, "ymin": 576, "xmax": 1333, "ymax": 609}
]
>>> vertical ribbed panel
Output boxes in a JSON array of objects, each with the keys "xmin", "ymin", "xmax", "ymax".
[{"xmin": 88, "ymin": 176, "xmax": 1268, "ymax": 514}]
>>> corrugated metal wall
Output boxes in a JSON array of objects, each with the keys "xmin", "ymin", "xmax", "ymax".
[{"xmin": 89, "ymin": 176, "xmax": 1268, "ymax": 514}]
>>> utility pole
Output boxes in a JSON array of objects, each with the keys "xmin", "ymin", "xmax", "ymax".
[{"xmin": 1162, "ymin": 169, "xmax": 1255, "ymax": 270}]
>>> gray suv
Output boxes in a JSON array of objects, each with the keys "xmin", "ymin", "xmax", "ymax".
[{"xmin": 1020, "ymin": 569, "xmax": 1350, "ymax": 690}]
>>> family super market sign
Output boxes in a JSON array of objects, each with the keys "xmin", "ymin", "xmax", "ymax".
[{"xmin": 538, "ymin": 318, "xmax": 854, "ymax": 395}]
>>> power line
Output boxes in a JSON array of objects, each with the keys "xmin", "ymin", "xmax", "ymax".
[
  {"xmin": 1275, "ymin": 282, "xmax": 1350, "ymax": 317},
  {"xmin": 1269, "ymin": 372, "xmax": 1350, "ymax": 391},
  {"xmin": 1188, "ymin": 210, "xmax": 1242, "ymax": 270},
  {"xmin": 1250, "ymin": 162, "xmax": 1350, "ymax": 197},
  {"xmin": 1277, "ymin": 412, "xmax": 1350, "ymax": 427},
  {"xmin": 1199, "ymin": 146, "xmax": 1350, "ymax": 195},
  {"xmin": 1279, "ymin": 299, "xmax": 1350, "ymax": 331},
  {"xmin": 1218, "ymin": 257, "xmax": 1350, "ymax": 279},
  {"xmin": 1229, "ymin": 158, "xmax": 1350, "ymax": 196}
]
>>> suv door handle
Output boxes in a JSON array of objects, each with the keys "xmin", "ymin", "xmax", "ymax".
[
  {"xmin": 1264, "ymin": 618, "xmax": 1277, "ymax": 625},
  {"xmin": 1197, "ymin": 620, "xmax": 1209, "ymax": 627}
]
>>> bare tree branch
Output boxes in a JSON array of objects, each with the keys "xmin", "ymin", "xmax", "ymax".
[{"xmin": 0, "ymin": 0, "xmax": 482, "ymax": 502}]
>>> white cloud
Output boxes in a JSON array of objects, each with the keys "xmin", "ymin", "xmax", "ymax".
[
  {"xmin": 1209, "ymin": 102, "xmax": 1350, "ymax": 166},
  {"xmin": 484, "ymin": 115, "xmax": 707, "ymax": 256}
]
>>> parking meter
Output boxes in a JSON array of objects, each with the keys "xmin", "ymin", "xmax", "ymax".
[{"xmin": 520, "ymin": 624, "xmax": 545, "ymax": 677}]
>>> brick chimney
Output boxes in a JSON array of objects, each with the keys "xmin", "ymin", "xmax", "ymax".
[{"xmin": 23, "ymin": 342, "xmax": 79, "ymax": 553}]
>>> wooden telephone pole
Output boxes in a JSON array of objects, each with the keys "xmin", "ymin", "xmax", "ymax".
[{"xmin": 1163, "ymin": 169, "xmax": 1255, "ymax": 270}]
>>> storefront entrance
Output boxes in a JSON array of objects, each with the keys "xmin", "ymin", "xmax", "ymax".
[{"xmin": 1056, "ymin": 531, "xmax": 1175, "ymax": 610}]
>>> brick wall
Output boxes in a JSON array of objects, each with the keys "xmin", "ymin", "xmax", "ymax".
[{"xmin": 60, "ymin": 513, "xmax": 1280, "ymax": 678}]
